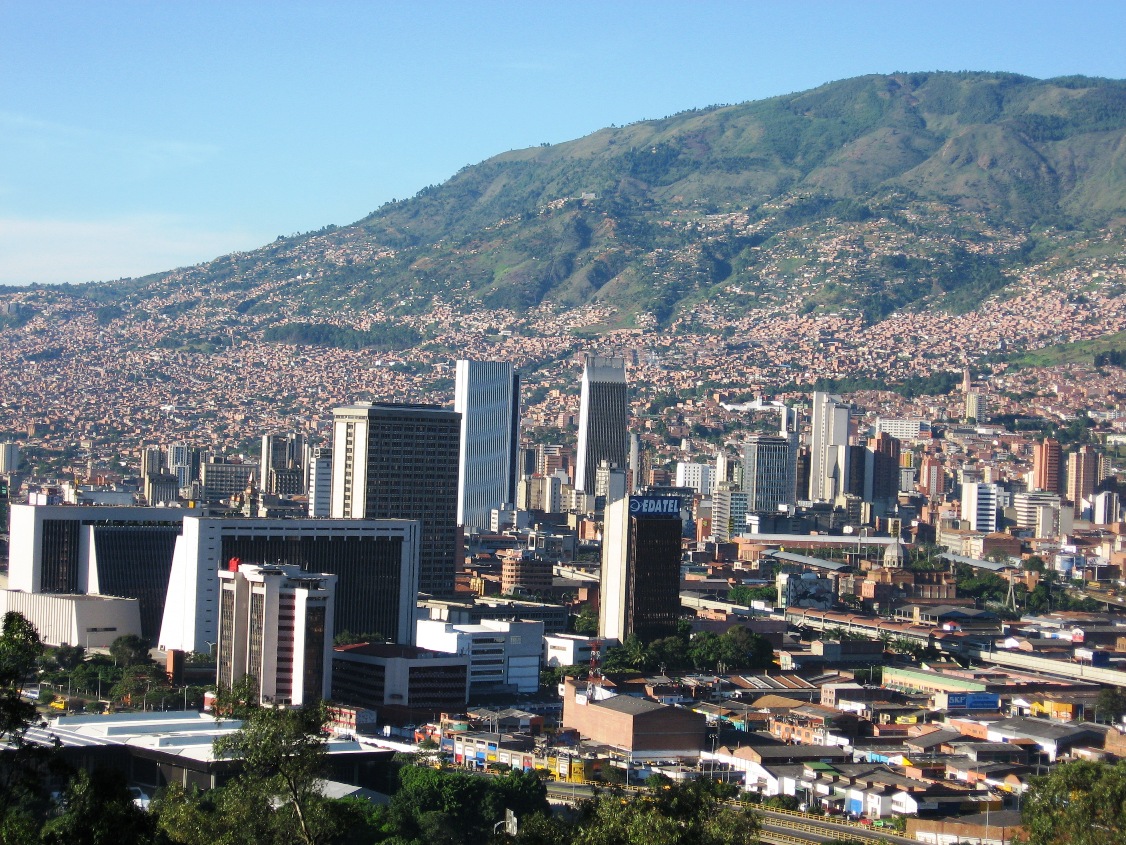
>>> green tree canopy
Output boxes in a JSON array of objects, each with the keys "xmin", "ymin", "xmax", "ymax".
[{"xmin": 1021, "ymin": 759, "xmax": 1126, "ymax": 845}]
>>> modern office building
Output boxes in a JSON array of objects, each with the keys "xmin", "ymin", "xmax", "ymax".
[
  {"xmin": 7, "ymin": 504, "xmax": 199, "ymax": 644},
  {"xmin": 260, "ymin": 432, "xmax": 306, "ymax": 495},
  {"xmin": 961, "ymin": 483, "xmax": 1000, "ymax": 533},
  {"xmin": 415, "ymin": 618, "xmax": 543, "ymax": 696},
  {"xmin": 599, "ymin": 472, "xmax": 682, "ymax": 642},
  {"xmin": 159, "ymin": 516, "xmax": 420, "ymax": 654},
  {"xmin": 168, "ymin": 442, "xmax": 201, "ymax": 489},
  {"xmin": 0, "ymin": 442, "xmax": 21, "ymax": 474},
  {"xmin": 306, "ymin": 446, "xmax": 332, "ymax": 518},
  {"xmin": 808, "ymin": 392, "xmax": 850, "ymax": 502},
  {"xmin": 873, "ymin": 419, "xmax": 930, "ymax": 441},
  {"xmin": 1092, "ymin": 490, "xmax": 1121, "ymax": 525},
  {"xmin": 964, "ymin": 391, "xmax": 987, "ymax": 423},
  {"xmin": 454, "ymin": 360, "xmax": 520, "ymax": 532},
  {"xmin": 574, "ymin": 356, "xmax": 628, "ymax": 493},
  {"xmin": 332, "ymin": 642, "xmax": 470, "ymax": 723},
  {"xmin": 330, "ymin": 403, "xmax": 461, "ymax": 598},
  {"xmin": 1032, "ymin": 438, "xmax": 1063, "ymax": 495},
  {"xmin": 675, "ymin": 462, "xmax": 714, "ymax": 495},
  {"xmin": 711, "ymin": 483, "xmax": 748, "ymax": 542},
  {"xmin": 864, "ymin": 433, "xmax": 902, "ymax": 506},
  {"xmin": 217, "ymin": 562, "xmax": 335, "ymax": 706},
  {"xmin": 742, "ymin": 435, "xmax": 796, "ymax": 514},
  {"xmin": 201, "ymin": 459, "xmax": 259, "ymax": 502}
]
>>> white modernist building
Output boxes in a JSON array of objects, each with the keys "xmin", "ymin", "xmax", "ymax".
[
  {"xmin": 217, "ymin": 562, "xmax": 335, "ymax": 706},
  {"xmin": 158, "ymin": 516, "xmax": 420, "ymax": 654},
  {"xmin": 7, "ymin": 503, "xmax": 200, "ymax": 645},
  {"xmin": 0, "ymin": 590, "xmax": 141, "ymax": 648},
  {"xmin": 306, "ymin": 446, "xmax": 333, "ymax": 518},
  {"xmin": 415, "ymin": 618, "xmax": 544, "ymax": 695},
  {"xmin": 454, "ymin": 360, "xmax": 520, "ymax": 532}
]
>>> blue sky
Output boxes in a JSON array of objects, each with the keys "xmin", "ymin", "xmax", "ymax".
[{"xmin": 3, "ymin": 1, "xmax": 1125, "ymax": 285}]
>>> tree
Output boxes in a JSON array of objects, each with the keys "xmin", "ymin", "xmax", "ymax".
[
  {"xmin": 572, "ymin": 777, "xmax": 758, "ymax": 845},
  {"xmin": 52, "ymin": 645, "xmax": 85, "ymax": 672},
  {"xmin": 212, "ymin": 703, "xmax": 337, "ymax": 845},
  {"xmin": 108, "ymin": 635, "xmax": 150, "ymax": 668},
  {"xmin": 39, "ymin": 769, "xmax": 156, "ymax": 845},
  {"xmin": 1020, "ymin": 760, "xmax": 1126, "ymax": 845},
  {"xmin": 0, "ymin": 612, "xmax": 50, "ymax": 840},
  {"xmin": 1095, "ymin": 687, "xmax": 1126, "ymax": 724},
  {"xmin": 573, "ymin": 608, "xmax": 599, "ymax": 636}
]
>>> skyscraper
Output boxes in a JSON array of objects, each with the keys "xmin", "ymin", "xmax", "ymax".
[
  {"xmin": 260, "ymin": 432, "xmax": 306, "ymax": 495},
  {"xmin": 217, "ymin": 561, "xmax": 336, "ymax": 706},
  {"xmin": 741, "ymin": 435, "xmax": 796, "ymax": 514},
  {"xmin": 454, "ymin": 360, "xmax": 520, "ymax": 532},
  {"xmin": 808, "ymin": 392, "xmax": 850, "ymax": 502},
  {"xmin": 306, "ymin": 446, "xmax": 332, "ymax": 518},
  {"xmin": 1067, "ymin": 445, "xmax": 1100, "ymax": 518},
  {"xmin": 168, "ymin": 442, "xmax": 200, "ymax": 490},
  {"xmin": 331, "ymin": 403, "xmax": 461, "ymax": 598},
  {"xmin": 961, "ymin": 482, "xmax": 1000, "ymax": 533},
  {"xmin": 599, "ymin": 471, "xmax": 682, "ymax": 642},
  {"xmin": 0, "ymin": 442, "xmax": 18, "ymax": 475},
  {"xmin": 1032, "ymin": 438, "xmax": 1062, "ymax": 494},
  {"xmin": 575, "ymin": 356, "xmax": 628, "ymax": 493}
]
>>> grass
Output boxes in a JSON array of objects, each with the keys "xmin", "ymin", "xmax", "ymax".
[{"xmin": 1008, "ymin": 330, "xmax": 1126, "ymax": 368}]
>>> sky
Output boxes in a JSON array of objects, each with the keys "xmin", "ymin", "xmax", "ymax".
[{"xmin": 3, "ymin": 1, "xmax": 1126, "ymax": 286}]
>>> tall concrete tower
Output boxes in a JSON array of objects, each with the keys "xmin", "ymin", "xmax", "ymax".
[
  {"xmin": 454, "ymin": 360, "xmax": 520, "ymax": 532},
  {"xmin": 575, "ymin": 356, "xmax": 628, "ymax": 493},
  {"xmin": 808, "ymin": 392, "xmax": 850, "ymax": 502}
]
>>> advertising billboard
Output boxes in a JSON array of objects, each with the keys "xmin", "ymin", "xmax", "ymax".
[{"xmin": 629, "ymin": 496, "xmax": 681, "ymax": 518}]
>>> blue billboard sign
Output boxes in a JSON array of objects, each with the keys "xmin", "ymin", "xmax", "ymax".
[{"xmin": 946, "ymin": 692, "xmax": 999, "ymax": 709}]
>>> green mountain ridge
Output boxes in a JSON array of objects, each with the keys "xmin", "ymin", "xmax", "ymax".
[{"xmin": 32, "ymin": 72, "xmax": 1126, "ymax": 329}]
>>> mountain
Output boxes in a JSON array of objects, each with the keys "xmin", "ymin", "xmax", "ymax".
[{"xmin": 22, "ymin": 72, "xmax": 1126, "ymax": 332}]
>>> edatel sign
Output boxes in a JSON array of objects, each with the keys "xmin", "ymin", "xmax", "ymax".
[{"xmin": 629, "ymin": 496, "xmax": 681, "ymax": 518}]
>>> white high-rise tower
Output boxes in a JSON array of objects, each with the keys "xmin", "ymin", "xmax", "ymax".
[
  {"xmin": 808, "ymin": 392, "xmax": 850, "ymax": 502},
  {"xmin": 575, "ymin": 356, "xmax": 628, "ymax": 493},
  {"xmin": 454, "ymin": 360, "xmax": 520, "ymax": 532}
]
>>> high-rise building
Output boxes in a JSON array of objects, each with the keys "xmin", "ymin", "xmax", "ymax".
[
  {"xmin": 961, "ymin": 482, "xmax": 1000, "ymax": 533},
  {"xmin": 307, "ymin": 447, "xmax": 332, "ymax": 518},
  {"xmin": 675, "ymin": 462, "xmax": 714, "ymax": 495},
  {"xmin": 965, "ymin": 391, "xmax": 986, "ymax": 423},
  {"xmin": 575, "ymin": 356, "xmax": 628, "ymax": 493},
  {"xmin": 139, "ymin": 446, "xmax": 163, "ymax": 482},
  {"xmin": 217, "ymin": 562, "xmax": 335, "ymax": 706},
  {"xmin": 808, "ymin": 392, "xmax": 850, "ymax": 502},
  {"xmin": 1093, "ymin": 491, "xmax": 1120, "ymax": 526},
  {"xmin": 168, "ymin": 442, "xmax": 200, "ymax": 489},
  {"xmin": 201, "ymin": 459, "xmax": 259, "ymax": 502},
  {"xmin": 918, "ymin": 455, "xmax": 946, "ymax": 499},
  {"xmin": 260, "ymin": 433, "xmax": 305, "ymax": 494},
  {"xmin": 865, "ymin": 433, "xmax": 902, "ymax": 506},
  {"xmin": 0, "ymin": 442, "xmax": 19, "ymax": 474},
  {"xmin": 159, "ymin": 516, "xmax": 420, "ymax": 652},
  {"xmin": 711, "ymin": 483, "xmax": 748, "ymax": 542},
  {"xmin": 454, "ymin": 360, "xmax": 520, "ymax": 532},
  {"xmin": 1067, "ymin": 445, "xmax": 1100, "ymax": 518},
  {"xmin": 741, "ymin": 436, "xmax": 796, "ymax": 514},
  {"xmin": 599, "ymin": 471, "xmax": 682, "ymax": 642},
  {"xmin": 1032, "ymin": 438, "xmax": 1062, "ymax": 494},
  {"xmin": 330, "ymin": 403, "xmax": 460, "ymax": 598}
]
